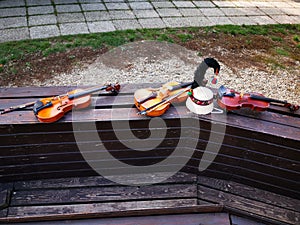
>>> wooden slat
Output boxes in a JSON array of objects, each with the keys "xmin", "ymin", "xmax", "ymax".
[
  {"xmin": 197, "ymin": 185, "xmax": 299, "ymax": 225},
  {"xmin": 197, "ymin": 176, "xmax": 300, "ymax": 212},
  {"xmin": 10, "ymin": 212, "xmax": 229, "ymax": 225},
  {"xmin": 195, "ymin": 168, "xmax": 300, "ymax": 200},
  {"xmin": 14, "ymin": 172, "xmax": 196, "ymax": 190},
  {"xmin": 11, "ymin": 183, "xmax": 197, "ymax": 206},
  {"xmin": 0, "ymin": 83, "xmax": 161, "ymax": 98},
  {"xmin": 232, "ymin": 109, "xmax": 300, "ymax": 128},
  {"xmin": 3, "ymin": 200, "xmax": 224, "ymax": 223}
]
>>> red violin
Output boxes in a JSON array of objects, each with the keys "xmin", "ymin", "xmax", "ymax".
[{"xmin": 217, "ymin": 85, "xmax": 299, "ymax": 112}]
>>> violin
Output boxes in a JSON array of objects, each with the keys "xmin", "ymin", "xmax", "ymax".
[
  {"xmin": 134, "ymin": 58, "xmax": 221, "ymax": 117},
  {"xmin": 33, "ymin": 83, "xmax": 120, "ymax": 123},
  {"xmin": 134, "ymin": 81, "xmax": 193, "ymax": 117},
  {"xmin": 217, "ymin": 85, "xmax": 299, "ymax": 112}
]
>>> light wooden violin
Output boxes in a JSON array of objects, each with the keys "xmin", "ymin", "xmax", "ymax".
[{"xmin": 134, "ymin": 81, "xmax": 193, "ymax": 117}]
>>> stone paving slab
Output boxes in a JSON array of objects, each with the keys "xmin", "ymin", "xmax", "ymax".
[
  {"xmin": 139, "ymin": 18, "xmax": 166, "ymax": 28},
  {"xmin": 87, "ymin": 21, "xmax": 116, "ymax": 32},
  {"xmin": 0, "ymin": 28, "xmax": 29, "ymax": 42},
  {"xmin": 113, "ymin": 19, "xmax": 142, "ymax": 30},
  {"xmin": 29, "ymin": 14, "xmax": 57, "ymax": 26},
  {"xmin": 85, "ymin": 11, "xmax": 111, "ymax": 21},
  {"xmin": 0, "ymin": 0, "xmax": 299, "ymax": 43},
  {"xmin": 0, "ymin": 0, "xmax": 26, "ymax": 8},
  {"xmin": 29, "ymin": 25, "xmax": 60, "ymax": 39},
  {"xmin": 0, "ymin": 17, "xmax": 27, "ymax": 29},
  {"xmin": 134, "ymin": 9, "xmax": 160, "ymax": 19},
  {"xmin": 28, "ymin": 5, "xmax": 55, "ymax": 15},
  {"xmin": 60, "ymin": 22, "xmax": 89, "ymax": 35}
]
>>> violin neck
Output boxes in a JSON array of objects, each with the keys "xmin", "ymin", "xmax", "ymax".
[
  {"xmin": 68, "ymin": 85, "xmax": 108, "ymax": 99},
  {"xmin": 250, "ymin": 94, "xmax": 287, "ymax": 105}
]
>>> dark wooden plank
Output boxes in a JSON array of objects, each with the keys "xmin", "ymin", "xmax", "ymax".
[
  {"xmin": 197, "ymin": 176, "xmax": 300, "ymax": 212},
  {"xmin": 14, "ymin": 172, "xmax": 196, "ymax": 190},
  {"xmin": 3, "ymin": 200, "xmax": 224, "ymax": 223},
  {"xmin": 11, "ymin": 183, "xmax": 197, "ymax": 206},
  {"xmin": 0, "ymin": 83, "xmax": 160, "ymax": 98},
  {"xmin": 232, "ymin": 109, "xmax": 300, "ymax": 128},
  {"xmin": 197, "ymin": 185, "xmax": 300, "ymax": 225},
  {"xmin": 11, "ymin": 212, "xmax": 229, "ymax": 225},
  {"xmin": 196, "ymin": 168, "xmax": 299, "ymax": 200}
]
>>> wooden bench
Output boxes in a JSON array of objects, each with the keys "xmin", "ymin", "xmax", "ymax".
[
  {"xmin": 0, "ymin": 172, "xmax": 299, "ymax": 224},
  {"xmin": 0, "ymin": 84, "xmax": 299, "ymax": 224}
]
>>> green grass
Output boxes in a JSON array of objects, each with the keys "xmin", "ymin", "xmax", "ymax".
[
  {"xmin": 274, "ymin": 47, "xmax": 290, "ymax": 57},
  {"xmin": 293, "ymin": 35, "xmax": 300, "ymax": 42},
  {"xmin": 206, "ymin": 24, "xmax": 300, "ymax": 36},
  {"xmin": 271, "ymin": 36, "xmax": 283, "ymax": 42},
  {"xmin": 0, "ymin": 24, "xmax": 299, "ymax": 72}
]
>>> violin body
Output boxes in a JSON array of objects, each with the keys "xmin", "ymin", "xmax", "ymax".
[
  {"xmin": 134, "ymin": 81, "xmax": 191, "ymax": 117},
  {"xmin": 35, "ymin": 89, "xmax": 91, "ymax": 123},
  {"xmin": 217, "ymin": 91, "xmax": 270, "ymax": 111},
  {"xmin": 135, "ymin": 97, "xmax": 170, "ymax": 117}
]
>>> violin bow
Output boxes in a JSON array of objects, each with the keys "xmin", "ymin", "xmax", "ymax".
[
  {"xmin": 1, "ymin": 101, "xmax": 36, "ymax": 115},
  {"xmin": 138, "ymin": 86, "xmax": 192, "ymax": 116}
]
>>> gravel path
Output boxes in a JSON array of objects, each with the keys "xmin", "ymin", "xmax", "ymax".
[{"xmin": 37, "ymin": 41, "xmax": 299, "ymax": 104}]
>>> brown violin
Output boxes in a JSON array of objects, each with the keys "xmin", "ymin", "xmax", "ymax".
[
  {"xmin": 33, "ymin": 83, "xmax": 120, "ymax": 123},
  {"xmin": 217, "ymin": 85, "xmax": 299, "ymax": 112},
  {"xmin": 134, "ymin": 58, "xmax": 221, "ymax": 116}
]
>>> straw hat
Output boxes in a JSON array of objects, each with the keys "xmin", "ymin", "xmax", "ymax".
[{"xmin": 186, "ymin": 87, "xmax": 214, "ymax": 115}]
